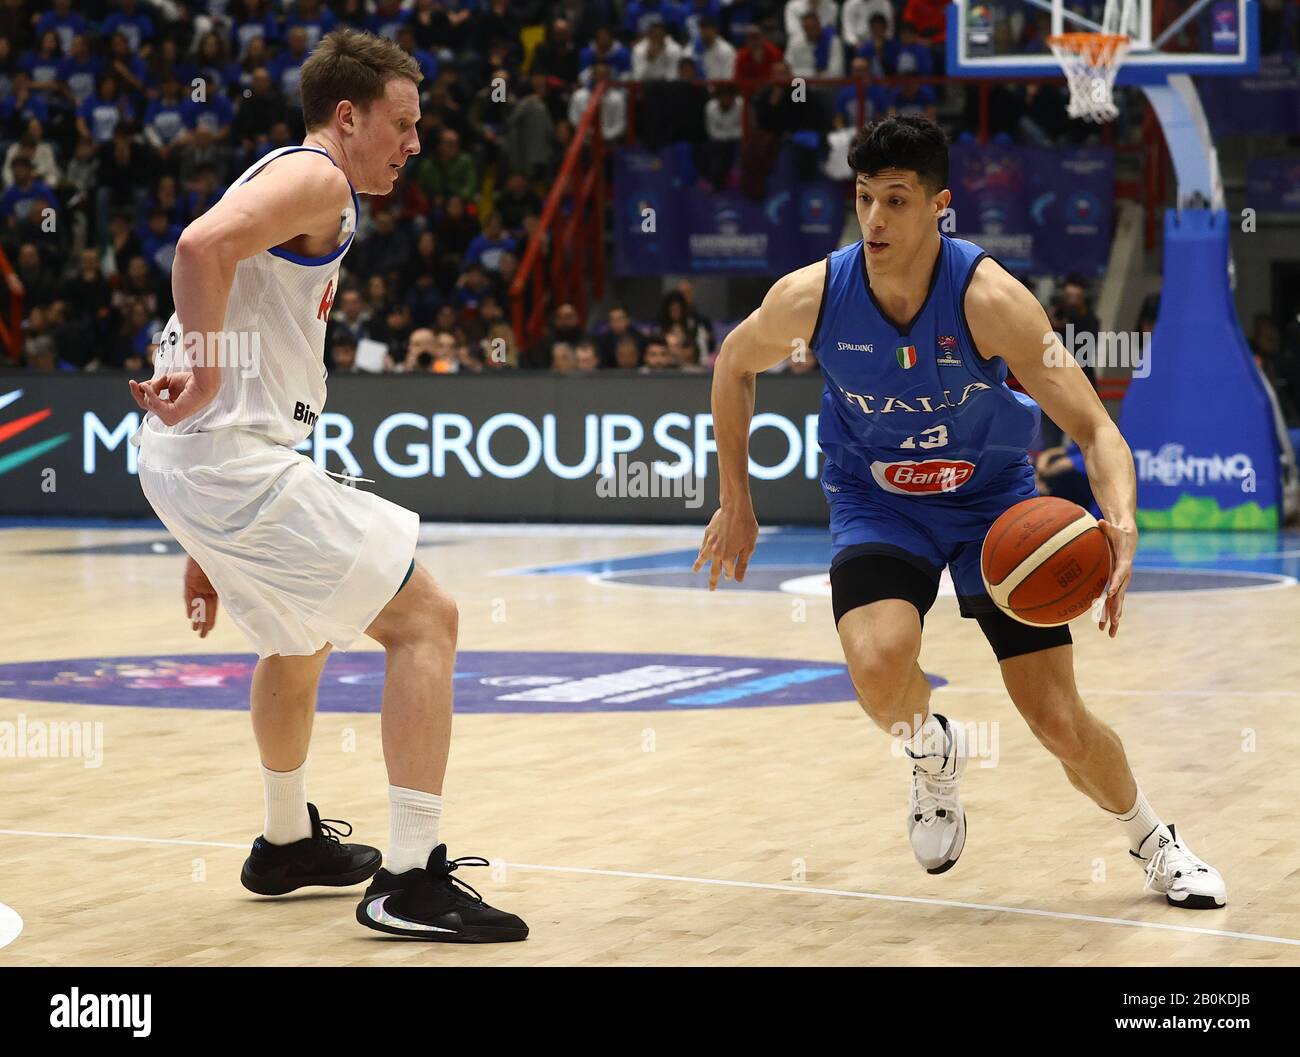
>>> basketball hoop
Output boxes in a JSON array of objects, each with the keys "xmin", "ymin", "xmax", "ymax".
[{"xmin": 1048, "ymin": 32, "xmax": 1132, "ymax": 123}]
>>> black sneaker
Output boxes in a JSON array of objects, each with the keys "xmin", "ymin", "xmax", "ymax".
[
  {"xmin": 240, "ymin": 803, "xmax": 382, "ymax": 895},
  {"xmin": 356, "ymin": 845, "xmax": 528, "ymax": 942}
]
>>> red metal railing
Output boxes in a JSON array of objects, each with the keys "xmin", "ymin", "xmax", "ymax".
[
  {"xmin": 0, "ymin": 245, "xmax": 24, "ymax": 362},
  {"xmin": 510, "ymin": 81, "xmax": 608, "ymax": 349}
]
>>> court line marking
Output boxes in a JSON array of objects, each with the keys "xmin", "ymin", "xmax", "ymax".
[
  {"xmin": 1146, "ymin": 547, "xmax": 1300, "ymax": 563},
  {"xmin": 0, "ymin": 829, "xmax": 246, "ymax": 849},
  {"xmin": 1131, "ymin": 567, "xmax": 1297, "ymax": 592},
  {"xmin": 11, "ymin": 522, "xmax": 1300, "ymax": 561},
  {"xmin": 493, "ymin": 551, "xmax": 701, "ymax": 579},
  {"xmin": 574, "ymin": 565, "xmax": 1296, "ymax": 600},
  {"xmin": 581, "ymin": 566, "xmax": 825, "ymax": 600},
  {"xmin": 934, "ymin": 686, "xmax": 1300, "ymax": 698},
  {"xmin": 499, "ymin": 862, "xmax": 1300, "ymax": 948},
  {"xmin": 1, "ymin": 827, "xmax": 1296, "ymax": 949},
  {"xmin": 0, "ymin": 901, "xmax": 22, "ymax": 950}
]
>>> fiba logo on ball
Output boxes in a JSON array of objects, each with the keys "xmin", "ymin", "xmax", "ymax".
[{"xmin": 1055, "ymin": 558, "xmax": 1084, "ymax": 588}]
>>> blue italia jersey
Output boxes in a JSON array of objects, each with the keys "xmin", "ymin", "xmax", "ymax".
[{"xmin": 812, "ymin": 235, "xmax": 1040, "ymax": 498}]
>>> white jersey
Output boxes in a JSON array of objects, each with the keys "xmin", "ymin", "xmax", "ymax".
[{"xmin": 142, "ymin": 145, "xmax": 358, "ymax": 446}]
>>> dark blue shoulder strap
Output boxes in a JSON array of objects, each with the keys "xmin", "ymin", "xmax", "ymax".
[{"xmin": 244, "ymin": 146, "xmax": 360, "ymax": 268}]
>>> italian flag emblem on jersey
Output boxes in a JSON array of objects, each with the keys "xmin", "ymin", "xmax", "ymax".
[{"xmin": 896, "ymin": 345, "xmax": 918, "ymax": 369}]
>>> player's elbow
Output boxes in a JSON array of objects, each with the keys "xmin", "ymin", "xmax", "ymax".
[
  {"xmin": 1075, "ymin": 414, "xmax": 1124, "ymax": 453},
  {"xmin": 714, "ymin": 328, "xmax": 754, "ymax": 381},
  {"xmin": 174, "ymin": 226, "xmax": 214, "ymax": 262},
  {"xmin": 175, "ymin": 224, "xmax": 237, "ymax": 273}
]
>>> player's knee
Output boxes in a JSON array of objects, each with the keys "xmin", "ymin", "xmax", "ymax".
[
  {"xmin": 402, "ymin": 578, "xmax": 456, "ymax": 652},
  {"xmin": 374, "ymin": 569, "xmax": 457, "ymax": 652},
  {"xmin": 845, "ymin": 631, "xmax": 919, "ymax": 715},
  {"xmin": 1021, "ymin": 698, "xmax": 1089, "ymax": 763},
  {"xmin": 426, "ymin": 585, "xmax": 458, "ymax": 648},
  {"xmin": 850, "ymin": 646, "xmax": 912, "ymax": 694}
]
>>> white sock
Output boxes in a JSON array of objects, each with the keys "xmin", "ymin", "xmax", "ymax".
[
  {"xmin": 261, "ymin": 760, "xmax": 311, "ymax": 845},
  {"xmin": 388, "ymin": 784, "xmax": 443, "ymax": 874},
  {"xmin": 903, "ymin": 713, "xmax": 950, "ymax": 773},
  {"xmin": 1115, "ymin": 784, "xmax": 1170, "ymax": 856}
]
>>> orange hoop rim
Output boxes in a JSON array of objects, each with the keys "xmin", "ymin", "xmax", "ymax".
[
  {"xmin": 1048, "ymin": 32, "xmax": 1131, "ymax": 122},
  {"xmin": 1047, "ymin": 32, "xmax": 1133, "ymax": 59}
]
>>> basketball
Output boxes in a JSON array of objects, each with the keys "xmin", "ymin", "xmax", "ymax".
[{"xmin": 981, "ymin": 497, "xmax": 1113, "ymax": 627}]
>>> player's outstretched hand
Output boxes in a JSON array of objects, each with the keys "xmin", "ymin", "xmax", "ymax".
[
  {"xmin": 183, "ymin": 556, "xmax": 219, "ymax": 638},
  {"xmin": 693, "ymin": 505, "xmax": 759, "ymax": 591},
  {"xmin": 129, "ymin": 372, "xmax": 212, "ymax": 427},
  {"xmin": 1096, "ymin": 518, "xmax": 1136, "ymax": 638}
]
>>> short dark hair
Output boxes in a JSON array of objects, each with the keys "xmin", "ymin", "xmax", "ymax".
[{"xmin": 846, "ymin": 117, "xmax": 948, "ymax": 195}]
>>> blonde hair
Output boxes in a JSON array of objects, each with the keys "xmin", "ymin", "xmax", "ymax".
[{"xmin": 299, "ymin": 28, "xmax": 421, "ymax": 132}]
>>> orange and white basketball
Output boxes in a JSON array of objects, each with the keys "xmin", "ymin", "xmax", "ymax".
[{"xmin": 980, "ymin": 497, "xmax": 1113, "ymax": 627}]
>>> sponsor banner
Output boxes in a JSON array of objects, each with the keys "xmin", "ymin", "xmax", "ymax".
[
  {"xmin": 1246, "ymin": 155, "xmax": 1300, "ymax": 212},
  {"xmin": 0, "ymin": 652, "xmax": 863, "ymax": 713},
  {"xmin": 614, "ymin": 145, "xmax": 844, "ymax": 276},
  {"xmin": 1209, "ymin": 0, "xmax": 1240, "ymax": 53},
  {"xmin": 0, "ymin": 374, "xmax": 831, "ymax": 522},
  {"xmin": 1118, "ymin": 210, "xmax": 1280, "ymax": 530},
  {"xmin": 1198, "ymin": 56, "xmax": 1300, "ymax": 137},
  {"xmin": 949, "ymin": 144, "xmax": 1113, "ymax": 275}
]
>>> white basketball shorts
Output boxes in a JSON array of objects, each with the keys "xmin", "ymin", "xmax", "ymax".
[{"xmin": 135, "ymin": 423, "xmax": 420, "ymax": 658}]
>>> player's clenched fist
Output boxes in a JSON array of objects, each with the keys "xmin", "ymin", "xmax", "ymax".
[{"xmin": 693, "ymin": 506, "xmax": 759, "ymax": 591}]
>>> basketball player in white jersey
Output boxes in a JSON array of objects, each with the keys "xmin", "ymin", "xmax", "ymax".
[
  {"xmin": 128, "ymin": 29, "xmax": 526, "ymax": 942},
  {"xmin": 696, "ymin": 117, "xmax": 1225, "ymax": 909}
]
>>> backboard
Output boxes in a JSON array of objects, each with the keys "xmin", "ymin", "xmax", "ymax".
[{"xmin": 946, "ymin": 0, "xmax": 1259, "ymax": 84}]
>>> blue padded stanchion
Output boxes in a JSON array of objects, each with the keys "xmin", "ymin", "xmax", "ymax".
[{"xmin": 1118, "ymin": 209, "xmax": 1281, "ymax": 529}]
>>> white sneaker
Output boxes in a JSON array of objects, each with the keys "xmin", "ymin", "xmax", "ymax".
[
  {"xmin": 1132, "ymin": 824, "xmax": 1227, "ymax": 909},
  {"xmin": 905, "ymin": 715, "xmax": 968, "ymax": 875}
]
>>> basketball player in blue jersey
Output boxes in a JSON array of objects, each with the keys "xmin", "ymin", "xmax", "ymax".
[
  {"xmin": 696, "ymin": 117, "xmax": 1226, "ymax": 908},
  {"xmin": 128, "ymin": 30, "xmax": 526, "ymax": 941}
]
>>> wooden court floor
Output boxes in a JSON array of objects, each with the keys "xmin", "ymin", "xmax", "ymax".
[{"xmin": 1, "ymin": 522, "xmax": 1298, "ymax": 966}]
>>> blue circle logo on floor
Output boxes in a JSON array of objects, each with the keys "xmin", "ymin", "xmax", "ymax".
[{"xmin": 0, "ymin": 653, "xmax": 946, "ymax": 713}]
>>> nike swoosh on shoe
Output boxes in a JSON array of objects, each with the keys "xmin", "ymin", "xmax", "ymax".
[{"xmin": 364, "ymin": 895, "xmax": 456, "ymax": 933}]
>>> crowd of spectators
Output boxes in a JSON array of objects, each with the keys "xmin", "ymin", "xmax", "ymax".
[{"xmin": 0, "ymin": 0, "xmax": 1254, "ymax": 379}]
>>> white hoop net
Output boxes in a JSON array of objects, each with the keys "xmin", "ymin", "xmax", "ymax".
[{"xmin": 1048, "ymin": 32, "xmax": 1132, "ymax": 123}]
